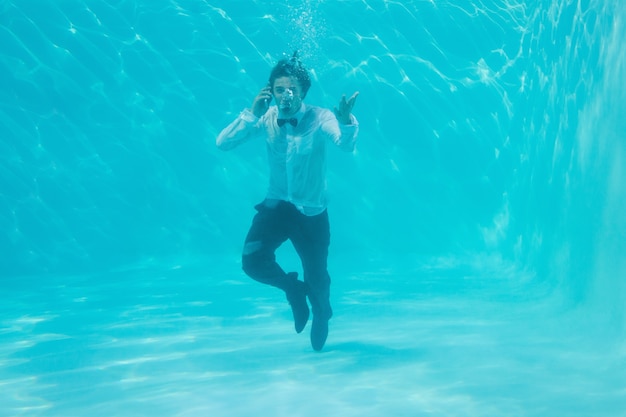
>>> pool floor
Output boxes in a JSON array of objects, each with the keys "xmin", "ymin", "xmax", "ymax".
[{"xmin": 2, "ymin": 257, "xmax": 624, "ymax": 417}]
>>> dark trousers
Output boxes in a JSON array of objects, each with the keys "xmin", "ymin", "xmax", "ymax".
[{"xmin": 241, "ymin": 200, "xmax": 332, "ymax": 319}]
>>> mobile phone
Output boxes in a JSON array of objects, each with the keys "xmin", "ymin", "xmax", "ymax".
[{"xmin": 264, "ymin": 83, "xmax": 272, "ymax": 106}]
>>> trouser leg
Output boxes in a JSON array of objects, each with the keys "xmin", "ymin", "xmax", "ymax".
[
  {"xmin": 290, "ymin": 209, "xmax": 332, "ymax": 320},
  {"xmin": 241, "ymin": 202, "xmax": 291, "ymax": 291},
  {"xmin": 241, "ymin": 201, "xmax": 311, "ymax": 334}
]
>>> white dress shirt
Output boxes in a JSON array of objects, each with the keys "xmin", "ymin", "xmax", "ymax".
[{"xmin": 216, "ymin": 103, "xmax": 359, "ymax": 215}]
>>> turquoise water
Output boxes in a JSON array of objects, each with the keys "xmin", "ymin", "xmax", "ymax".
[{"xmin": 1, "ymin": 0, "xmax": 625, "ymax": 416}]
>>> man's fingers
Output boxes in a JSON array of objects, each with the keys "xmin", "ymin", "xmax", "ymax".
[
  {"xmin": 347, "ymin": 91, "xmax": 359, "ymax": 106},
  {"xmin": 339, "ymin": 92, "xmax": 359, "ymax": 111},
  {"xmin": 336, "ymin": 92, "xmax": 359, "ymax": 120}
]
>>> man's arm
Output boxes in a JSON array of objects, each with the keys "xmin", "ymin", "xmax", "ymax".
[
  {"xmin": 216, "ymin": 109, "xmax": 263, "ymax": 151},
  {"xmin": 323, "ymin": 91, "xmax": 359, "ymax": 152},
  {"xmin": 216, "ymin": 86, "xmax": 273, "ymax": 150}
]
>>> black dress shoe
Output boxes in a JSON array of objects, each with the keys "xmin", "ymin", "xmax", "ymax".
[
  {"xmin": 308, "ymin": 292, "xmax": 332, "ymax": 351},
  {"xmin": 310, "ymin": 316, "xmax": 328, "ymax": 351},
  {"xmin": 285, "ymin": 272, "xmax": 309, "ymax": 333}
]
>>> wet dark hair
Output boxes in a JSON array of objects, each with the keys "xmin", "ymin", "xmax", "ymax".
[{"xmin": 268, "ymin": 51, "xmax": 311, "ymax": 98}]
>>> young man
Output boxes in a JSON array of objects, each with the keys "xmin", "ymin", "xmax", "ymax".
[{"xmin": 216, "ymin": 53, "xmax": 359, "ymax": 351}]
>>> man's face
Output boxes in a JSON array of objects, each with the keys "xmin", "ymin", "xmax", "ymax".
[{"xmin": 272, "ymin": 76, "xmax": 303, "ymax": 116}]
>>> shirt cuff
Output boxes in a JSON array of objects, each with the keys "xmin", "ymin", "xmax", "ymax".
[{"xmin": 240, "ymin": 108, "xmax": 259, "ymax": 123}]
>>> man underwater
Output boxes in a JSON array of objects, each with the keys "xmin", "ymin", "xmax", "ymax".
[{"xmin": 216, "ymin": 52, "xmax": 359, "ymax": 351}]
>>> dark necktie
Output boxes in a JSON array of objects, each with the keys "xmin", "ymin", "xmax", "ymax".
[{"xmin": 277, "ymin": 118, "xmax": 297, "ymax": 127}]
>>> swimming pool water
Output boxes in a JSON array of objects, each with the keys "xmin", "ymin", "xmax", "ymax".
[{"xmin": 1, "ymin": 1, "xmax": 625, "ymax": 416}]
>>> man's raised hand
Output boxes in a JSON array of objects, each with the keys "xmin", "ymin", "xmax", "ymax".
[{"xmin": 334, "ymin": 91, "xmax": 359, "ymax": 124}]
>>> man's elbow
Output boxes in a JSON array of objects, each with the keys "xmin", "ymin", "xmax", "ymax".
[{"xmin": 216, "ymin": 137, "xmax": 232, "ymax": 151}]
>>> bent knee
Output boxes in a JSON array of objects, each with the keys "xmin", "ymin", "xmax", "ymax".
[
  {"xmin": 241, "ymin": 241, "xmax": 264, "ymax": 276},
  {"xmin": 242, "ymin": 240, "xmax": 263, "ymax": 256}
]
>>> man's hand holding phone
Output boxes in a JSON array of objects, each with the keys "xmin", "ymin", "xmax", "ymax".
[{"xmin": 251, "ymin": 84, "xmax": 273, "ymax": 117}]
